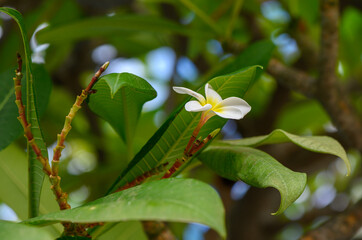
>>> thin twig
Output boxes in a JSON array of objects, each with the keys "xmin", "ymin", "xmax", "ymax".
[
  {"xmin": 14, "ymin": 53, "xmax": 69, "ymax": 209},
  {"xmin": 162, "ymin": 128, "xmax": 219, "ymax": 179},
  {"xmin": 267, "ymin": 58, "xmax": 316, "ymax": 97},
  {"xmin": 14, "ymin": 54, "xmax": 78, "ymax": 234},
  {"xmin": 51, "ymin": 61, "xmax": 109, "ymax": 208},
  {"xmin": 115, "ymin": 163, "xmax": 169, "ymax": 192}
]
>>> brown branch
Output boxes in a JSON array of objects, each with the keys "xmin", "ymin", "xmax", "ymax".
[
  {"xmin": 268, "ymin": 47, "xmax": 362, "ymax": 151},
  {"xmin": 142, "ymin": 221, "xmax": 176, "ymax": 240},
  {"xmin": 301, "ymin": 199, "xmax": 362, "ymax": 240},
  {"xmin": 267, "ymin": 58, "xmax": 316, "ymax": 97},
  {"xmin": 248, "ymin": 0, "xmax": 362, "ymax": 152},
  {"xmin": 292, "ymin": 22, "xmax": 319, "ymax": 70},
  {"xmin": 316, "ymin": 0, "xmax": 362, "ymax": 151}
]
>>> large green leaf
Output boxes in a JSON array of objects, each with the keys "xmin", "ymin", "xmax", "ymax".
[
  {"xmin": 214, "ymin": 129, "xmax": 351, "ymax": 175},
  {"xmin": 24, "ymin": 178, "xmax": 226, "ymax": 238},
  {"xmin": 87, "ymin": 73, "xmax": 157, "ymax": 157},
  {"xmin": 198, "ymin": 146, "xmax": 307, "ymax": 215},
  {"xmin": 0, "ymin": 7, "xmax": 50, "ymax": 218},
  {"xmin": 0, "ymin": 145, "xmax": 61, "ymax": 235},
  {"xmin": 36, "ymin": 15, "xmax": 214, "ymax": 45},
  {"xmin": 0, "ymin": 221, "xmax": 53, "ymax": 240},
  {"xmin": 107, "ymin": 66, "xmax": 259, "ymax": 193},
  {"xmin": 96, "ymin": 222, "xmax": 147, "ymax": 240}
]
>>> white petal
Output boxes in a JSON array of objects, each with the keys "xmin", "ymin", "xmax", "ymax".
[
  {"xmin": 213, "ymin": 106, "xmax": 249, "ymax": 120},
  {"xmin": 205, "ymin": 83, "xmax": 222, "ymax": 105},
  {"xmin": 173, "ymin": 86, "xmax": 205, "ymax": 104},
  {"xmin": 215, "ymin": 97, "xmax": 251, "ymax": 116},
  {"xmin": 185, "ymin": 101, "xmax": 212, "ymax": 112}
]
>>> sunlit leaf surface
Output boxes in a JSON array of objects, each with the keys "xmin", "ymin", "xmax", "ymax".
[
  {"xmin": 25, "ymin": 178, "xmax": 226, "ymax": 238},
  {"xmin": 0, "ymin": 221, "xmax": 53, "ymax": 240},
  {"xmin": 199, "ymin": 146, "xmax": 307, "ymax": 215},
  {"xmin": 215, "ymin": 129, "xmax": 351, "ymax": 175}
]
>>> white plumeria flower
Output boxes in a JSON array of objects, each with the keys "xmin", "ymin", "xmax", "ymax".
[{"xmin": 173, "ymin": 83, "xmax": 251, "ymax": 120}]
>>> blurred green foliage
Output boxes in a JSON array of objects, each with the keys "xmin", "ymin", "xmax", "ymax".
[{"xmin": 0, "ymin": 0, "xmax": 360, "ymax": 239}]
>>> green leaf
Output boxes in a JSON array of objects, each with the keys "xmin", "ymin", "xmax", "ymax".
[
  {"xmin": 215, "ymin": 129, "xmax": 351, "ymax": 175},
  {"xmin": 275, "ymin": 100, "xmax": 330, "ymax": 134},
  {"xmin": 56, "ymin": 236, "xmax": 90, "ymax": 240},
  {"xmin": 96, "ymin": 222, "xmax": 147, "ymax": 240},
  {"xmin": 287, "ymin": 0, "xmax": 319, "ymax": 25},
  {"xmin": 0, "ymin": 65, "xmax": 52, "ymax": 151},
  {"xmin": 198, "ymin": 146, "xmax": 307, "ymax": 215},
  {"xmin": 0, "ymin": 7, "xmax": 50, "ymax": 218},
  {"xmin": 340, "ymin": 8, "xmax": 362, "ymax": 75},
  {"xmin": 25, "ymin": 178, "xmax": 226, "ymax": 238},
  {"xmin": 36, "ymin": 15, "xmax": 214, "ymax": 45},
  {"xmin": 87, "ymin": 73, "xmax": 157, "ymax": 157},
  {"xmin": 0, "ymin": 221, "xmax": 53, "ymax": 240},
  {"xmin": 107, "ymin": 66, "xmax": 259, "ymax": 193},
  {"xmin": 0, "ymin": 144, "xmax": 61, "ymax": 235}
]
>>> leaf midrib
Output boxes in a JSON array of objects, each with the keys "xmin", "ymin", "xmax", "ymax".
[{"xmin": 0, "ymin": 87, "xmax": 14, "ymax": 111}]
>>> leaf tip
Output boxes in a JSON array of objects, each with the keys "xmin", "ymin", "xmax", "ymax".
[
  {"xmin": 341, "ymin": 155, "xmax": 351, "ymax": 177},
  {"xmin": 270, "ymin": 206, "xmax": 284, "ymax": 216},
  {"xmin": 346, "ymin": 161, "xmax": 351, "ymax": 177}
]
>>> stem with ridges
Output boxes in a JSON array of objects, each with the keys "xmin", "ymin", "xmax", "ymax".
[
  {"xmin": 116, "ymin": 163, "xmax": 169, "ymax": 192},
  {"xmin": 162, "ymin": 127, "xmax": 219, "ymax": 179},
  {"xmin": 13, "ymin": 54, "xmax": 71, "ymax": 210},
  {"xmin": 14, "ymin": 54, "xmax": 109, "ymax": 236},
  {"xmin": 51, "ymin": 61, "xmax": 109, "ymax": 210}
]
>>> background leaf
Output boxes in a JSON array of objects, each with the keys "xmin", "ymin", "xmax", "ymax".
[
  {"xmin": 215, "ymin": 129, "xmax": 351, "ymax": 175},
  {"xmin": 0, "ymin": 145, "xmax": 61, "ymax": 236},
  {"xmin": 107, "ymin": 66, "xmax": 259, "ymax": 193},
  {"xmin": 0, "ymin": 221, "xmax": 53, "ymax": 240},
  {"xmin": 0, "ymin": 7, "xmax": 51, "ymax": 218},
  {"xmin": 36, "ymin": 15, "xmax": 214, "ymax": 45},
  {"xmin": 25, "ymin": 178, "xmax": 226, "ymax": 239},
  {"xmin": 198, "ymin": 146, "xmax": 307, "ymax": 215},
  {"xmin": 88, "ymin": 73, "xmax": 157, "ymax": 158}
]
